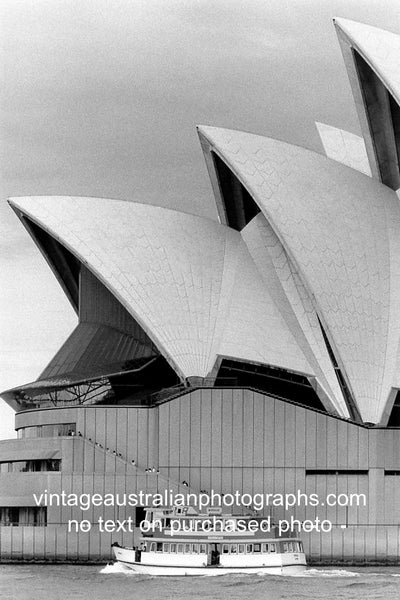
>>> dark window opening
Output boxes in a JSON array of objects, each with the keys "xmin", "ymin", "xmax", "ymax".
[
  {"xmin": 353, "ymin": 49, "xmax": 400, "ymax": 190},
  {"xmin": 389, "ymin": 94, "xmax": 400, "ymax": 171},
  {"xmin": 135, "ymin": 507, "xmax": 147, "ymax": 527},
  {"xmin": 0, "ymin": 507, "xmax": 47, "ymax": 526},
  {"xmin": 306, "ymin": 470, "xmax": 368, "ymax": 476},
  {"xmin": 212, "ymin": 152, "xmax": 260, "ymax": 231},
  {"xmin": 317, "ymin": 318, "xmax": 361, "ymax": 422},
  {"xmin": 385, "ymin": 470, "xmax": 400, "ymax": 476},
  {"xmin": 17, "ymin": 423, "xmax": 76, "ymax": 439},
  {"xmin": 105, "ymin": 355, "xmax": 180, "ymax": 406},
  {"xmin": 0, "ymin": 460, "xmax": 61, "ymax": 473},
  {"xmin": 215, "ymin": 358, "xmax": 327, "ymax": 412},
  {"xmin": 22, "ymin": 217, "xmax": 80, "ymax": 311},
  {"xmin": 387, "ymin": 390, "xmax": 400, "ymax": 427}
]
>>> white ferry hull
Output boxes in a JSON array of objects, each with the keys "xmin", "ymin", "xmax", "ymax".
[
  {"xmin": 112, "ymin": 547, "xmax": 307, "ymax": 576},
  {"xmin": 118, "ymin": 562, "xmax": 306, "ymax": 576}
]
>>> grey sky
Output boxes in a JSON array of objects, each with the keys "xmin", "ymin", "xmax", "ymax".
[{"xmin": 1, "ymin": 0, "xmax": 400, "ymax": 439}]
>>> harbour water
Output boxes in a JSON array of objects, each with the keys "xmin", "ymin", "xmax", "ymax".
[{"xmin": 0, "ymin": 563, "xmax": 399, "ymax": 600}]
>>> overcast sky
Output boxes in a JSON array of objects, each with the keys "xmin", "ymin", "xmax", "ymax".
[{"xmin": 1, "ymin": 0, "xmax": 400, "ymax": 439}]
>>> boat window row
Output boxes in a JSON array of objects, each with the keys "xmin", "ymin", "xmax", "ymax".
[
  {"xmin": 0, "ymin": 459, "xmax": 61, "ymax": 473},
  {"xmin": 144, "ymin": 541, "xmax": 302, "ymax": 554},
  {"xmin": 148, "ymin": 542, "xmax": 208, "ymax": 554},
  {"xmin": 222, "ymin": 543, "xmax": 276, "ymax": 554},
  {"xmin": 282, "ymin": 541, "xmax": 303, "ymax": 553},
  {"xmin": 17, "ymin": 423, "xmax": 76, "ymax": 439},
  {"xmin": 221, "ymin": 542, "xmax": 303, "ymax": 554}
]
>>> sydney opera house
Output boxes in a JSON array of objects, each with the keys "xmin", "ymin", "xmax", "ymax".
[{"xmin": 1, "ymin": 18, "xmax": 400, "ymax": 563}]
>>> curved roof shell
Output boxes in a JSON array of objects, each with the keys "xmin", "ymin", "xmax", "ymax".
[
  {"xmin": 315, "ymin": 122, "xmax": 371, "ymax": 177},
  {"xmin": 335, "ymin": 18, "xmax": 400, "ymax": 106},
  {"xmin": 334, "ymin": 18, "xmax": 400, "ymax": 189},
  {"xmin": 8, "ymin": 196, "xmax": 315, "ymax": 388},
  {"xmin": 198, "ymin": 125, "xmax": 400, "ymax": 424}
]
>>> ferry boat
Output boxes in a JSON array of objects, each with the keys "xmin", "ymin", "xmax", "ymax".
[{"xmin": 111, "ymin": 506, "xmax": 307, "ymax": 576}]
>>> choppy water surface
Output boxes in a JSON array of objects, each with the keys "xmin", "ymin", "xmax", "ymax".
[{"xmin": 1, "ymin": 563, "xmax": 399, "ymax": 600}]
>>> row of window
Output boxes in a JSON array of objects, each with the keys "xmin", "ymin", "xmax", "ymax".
[
  {"xmin": 222, "ymin": 542, "xmax": 277, "ymax": 554},
  {"xmin": 282, "ymin": 541, "xmax": 303, "ymax": 553},
  {"xmin": 149, "ymin": 542, "xmax": 208, "ymax": 554},
  {"xmin": 0, "ymin": 460, "xmax": 61, "ymax": 473},
  {"xmin": 146, "ymin": 541, "xmax": 303, "ymax": 554},
  {"xmin": 17, "ymin": 424, "xmax": 76, "ymax": 439},
  {"xmin": 0, "ymin": 507, "xmax": 47, "ymax": 526}
]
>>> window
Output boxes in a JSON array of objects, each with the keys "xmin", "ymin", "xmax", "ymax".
[
  {"xmin": 41, "ymin": 425, "xmax": 56, "ymax": 437},
  {"xmin": 24, "ymin": 426, "xmax": 39, "ymax": 439},
  {"xmin": 45, "ymin": 460, "xmax": 60, "ymax": 471},
  {"xmin": 177, "ymin": 544, "xmax": 184, "ymax": 553},
  {"xmin": 238, "ymin": 544, "xmax": 245, "ymax": 554},
  {"xmin": 0, "ymin": 507, "xmax": 47, "ymax": 526},
  {"xmin": 170, "ymin": 543, "xmax": 176, "ymax": 553},
  {"xmin": 156, "ymin": 542, "xmax": 163, "ymax": 552},
  {"xmin": 270, "ymin": 544, "xmax": 276, "ymax": 553},
  {"xmin": 261, "ymin": 543, "xmax": 268, "ymax": 553},
  {"xmin": 16, "ymin": 423, "xmax": 76, "ymax": 439},
  {"xmin": 135, "ymin": 507, "xmax": 146, "ymax": 527},
  {"xmin": 150, "ymin": 542, "xmax": 156, "ymax": 552},
  {"xmin": 163, "ymin": 543, "xmax": 170, "ymax": 553},
  {"xmin": 200, "ymin": 544, "xmax": 206, "ymax": 554},
  {"xmin": 193, "ymin": 544, "xmax": 199, "ymax": 554},
  {"xmin": 222, "ymin": 544, "xmax": 229, "ymax": 554},
  {"xmin": 0, "ymin": 460, "xmax": 61, "ymax": 473},
  {"xmin": 306, "ymin": 469, "xmax": 368, "ymax": 476},
  {"xmin": 230, "ymin": 545, "xmax": 237, "ymax": 554},
  {"xmin": 246, "ymin": 544, "xmax": 253, "ymax": 553},
  {"xmin": 254, "ymin": 543, "xmax": 261, "ymax": 553},
  {"xmin": 184, "ymin": 544, "xmax": 191, "ymax": 553}
]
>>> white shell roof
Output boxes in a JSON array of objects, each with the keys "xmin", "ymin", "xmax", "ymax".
[
  {"xmin": 334, "ymin": 18, "xmax": 400, "ymax": 105},
  {"xmin": 9, "ymin": 196, "xmax": 314, "ymax": 385},
  {"xmin": 241, "ymin": 212, "xmax": 349, "ymax": 418},
  {"xmin": 198, "ymin": 125, "xmax": 400, "ymax": 424},
  {"xmin": 315, "ymin": 122, "xmax": 371, "ymax": 177}
]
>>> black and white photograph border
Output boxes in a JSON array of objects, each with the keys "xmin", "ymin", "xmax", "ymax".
[{"xmin": 2, "ymin": 1, "xmax": 400, "ymax": 598}]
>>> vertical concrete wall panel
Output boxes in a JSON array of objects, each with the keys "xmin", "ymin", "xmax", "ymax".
[
  {"xmin": 273, "ymin": 401, "xmax": 285, "ymax": 468},
  {"xmin": 305, "ymin": 411, "xmax": 317, "ymax": 468},
  {"xmin": 179, "ymin": 396, "xmax": 191, "ymax": 467},
  {"xmin": 231, "ymin": 390, "xmax": 243, "ymax": 467},
  {"xmin": 337, "ymin": 421, "xmax": 349, "ymax": 468},
  {"xmin": 211, "ymin": 389, "xmax": 223, "ymax": 468},
  {"xmin": 221, "ymin": 391, "xmax": 233, "ymax": 467},
  {"xmin": 189, "ymin": 392, "xmax": 201, "ymax": 467},
  {"xmin": 294, "ymin": 407, "xmax": 306, "ymax": 468},
  {"xmin": 253, "ymin": 393, "xmax": 264, "ymax": 467},
  {"xmin": 126, "ymin": 409, "xmax": 138, "ymax": 467},
  {"xmin": 358, "ymin": 427, "xmax": 370, "ymax": 469},
  {"xmin": 284, "ymin": 403, "xmax": 296, "ymax": 468},
  {"xmin": 263, "ymin": 397, "xmax": 276, "ymax": 467},
  {"xmin": 200, "ymin": 389, "xmax": 212, "ymax": 468},
  {"xmin": 137, "ymin": 410, "xmax": 149, "ymax": 468}
]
